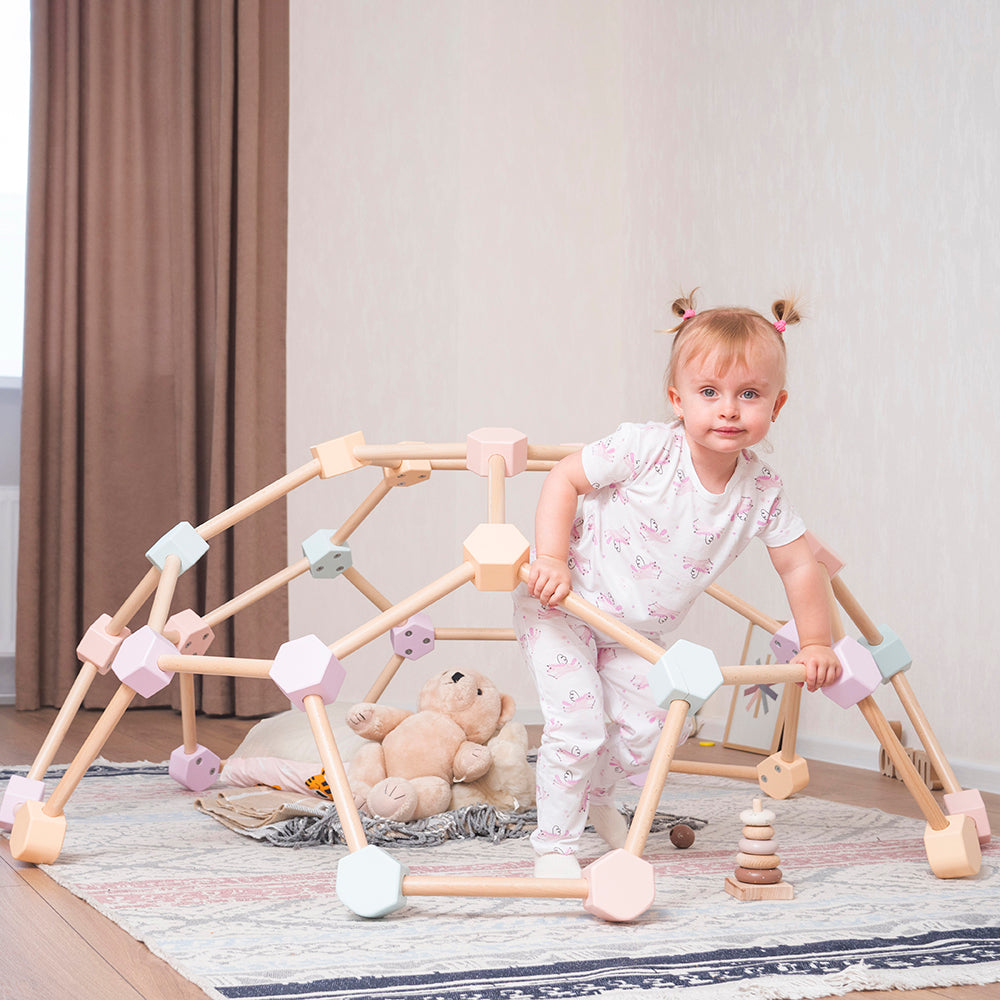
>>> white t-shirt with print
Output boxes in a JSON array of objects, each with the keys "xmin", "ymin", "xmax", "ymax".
[{"xmin": 569, "ymin": 420, "xmax": 806, "ymax": 633}]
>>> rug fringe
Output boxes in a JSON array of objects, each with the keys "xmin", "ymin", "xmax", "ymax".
[{"xmin": 265, "ymin": 803, "xmax": 708, "ymax": 849}]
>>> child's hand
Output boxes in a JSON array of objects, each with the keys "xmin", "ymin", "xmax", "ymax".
[
  {"xmin": 528, "ymin": 555, "xmax": 572, "ymax": 608},
  {"xmin": 794, "ymin": 644, "xmax": 842, "ymax": 692}
]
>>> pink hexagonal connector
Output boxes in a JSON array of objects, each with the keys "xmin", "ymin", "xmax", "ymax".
[
  {"xmin": 270, "ymin": 634, "xmax": 346, "ymax": 710},
  {"xmin": 822, "ymin": 637, "xmax": 881, "ymax": 709},
  {"xmin": 165, "ymin": 609, "xmax": 215, "ymax": 656},
  {"xmin": 111, "ymin": 626, "xmax": 177, "ymax": 698},
  {"xmin": 804, "ymin": 530, "xmax": 845, "ymax": 578},
  {"xmin": 582, "ymin": 849, "xmax": 656, "ymax": 922},
  {"xmin": 390, "ymin": 613, "xmax": 436, "ymax": 659},
  {"xmin": 76, "ymin": 614, "xmax": 132, "ymax": 674},
  {"xmin": 768, "ymin": 620, "xmax": 800, "ymax": 664},
  {"xmin": 466, "ymin": 427, "xmax": 528, "ymax": 477},
  {"xmin": 0, "ymin": 775, "xmax": 45, "ymax": 832},
  {"xmin": 169, "ymin": 744, "xmax": 222, "ymax": 792}
]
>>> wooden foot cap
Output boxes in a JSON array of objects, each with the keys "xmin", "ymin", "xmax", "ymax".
[{"xmin": 725, "ymin": 875, "xmax": 794, "ymax": 901}]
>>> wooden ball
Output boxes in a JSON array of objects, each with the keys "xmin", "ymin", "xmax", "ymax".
[{"xmin": 670, "ymin": 823, "xmax": 695, "ymax": 849}]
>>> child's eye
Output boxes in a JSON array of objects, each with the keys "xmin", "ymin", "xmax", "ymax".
[
  {"xmin": 700, "ymin": 388, "xmax": 717, "ymax": 398},
  {"xmin": 740, "ymin": 390, "xmax": 759, "ymax": 400}
]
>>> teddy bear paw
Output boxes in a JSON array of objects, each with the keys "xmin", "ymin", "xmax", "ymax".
[
  {"xmin": 367, "ymin": 777, "xmax": 419, "ymax": 822},
  {"xmin": 346, "ymin": 703, "xmax": 378, "ymax": 736},
  {"xmin": 453, "ymin": 742, "xmax": 492, "ymax": 782}
]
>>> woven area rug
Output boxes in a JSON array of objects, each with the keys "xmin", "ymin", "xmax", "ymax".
[{"xmin": 3, "ymin": 762, "xmax": 999, "ymax": 1000}]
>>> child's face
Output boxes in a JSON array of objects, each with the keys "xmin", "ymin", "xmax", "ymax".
[{"xmin": 667, "ymin": 341, "xmax": 788, "ymax": 458}]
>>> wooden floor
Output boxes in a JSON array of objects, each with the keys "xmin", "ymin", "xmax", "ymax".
[{"xmin": 1, "ymin": 705, "xmax": 997, "ymax": 1000}]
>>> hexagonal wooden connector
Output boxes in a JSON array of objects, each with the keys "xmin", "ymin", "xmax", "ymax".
[
  {"xmin": 582, "ymin": 849, "xmax": 656, "ymax": 922},
  {"xmin": 756, "ymin": 753, "xmax": 810, "ymax": 799},
  {"xmin": 466, "ymin": 428, "xmax": 528, "ymax": 477},
  {"xmin": 383, "ymin": 443, "xmax": 432, "ymax": 487},
  {"xmin": 310, "ymin": 431, "xmax": 368, "ymax": 479},
  {"xmin": 461, "ymin": 523, "xmax": 530, "ymax": 591},
  {"xmin": 803, "ymin": 530, "xmax": 845, "ymax": 578}
]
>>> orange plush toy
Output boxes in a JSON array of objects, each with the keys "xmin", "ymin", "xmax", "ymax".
[{"xmin": 346, "ymin": 668, "xmax": 523, "ymax": 822}]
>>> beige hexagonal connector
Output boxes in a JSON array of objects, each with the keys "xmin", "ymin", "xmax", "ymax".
[
  {"xmin": 309, "ymin": 431, "xmax": 368, "ymax": 479},
  {"xmin": 756, "ymin": 753, "xmax": 810, "ymax": 799},
  {"xmin": 461, "ymin": 523, "xmax": 530, "ymax": 591}
]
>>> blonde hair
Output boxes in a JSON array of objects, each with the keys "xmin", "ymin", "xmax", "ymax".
[{"xmin": 663, "ymin": 288, "xmax": 802, "ymax": 394}]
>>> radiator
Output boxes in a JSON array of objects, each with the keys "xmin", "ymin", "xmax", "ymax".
[{"xmin": 0, "ymin": 486, "xmax": 18, "ymax": 655}]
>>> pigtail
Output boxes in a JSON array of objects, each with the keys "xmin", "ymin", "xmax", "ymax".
[
  {"xmin": 666, "ymin": 288, "xmax": 699, "ymax": 333},
  {"xmin": 771, "ymin": 297, "xmax": 802, "ymax": 333}
]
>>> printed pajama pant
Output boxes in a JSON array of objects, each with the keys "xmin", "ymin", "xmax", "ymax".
[{"xmin": 513, "ymin": 586, "xmax": 667, "ymax": 857}]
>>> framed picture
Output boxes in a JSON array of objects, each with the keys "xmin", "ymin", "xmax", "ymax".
[{"xmin": 723, "ymin": 622, "xmax": 786, "ymax": 755}]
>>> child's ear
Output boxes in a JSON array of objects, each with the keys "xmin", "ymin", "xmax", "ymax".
[
  {"xmin": 771, "ymin": 389, "xmax": 789, "ymax": 422},
  {"xmin": 667, "ymin": 385, "xmax": 684, "ymax": 419}
]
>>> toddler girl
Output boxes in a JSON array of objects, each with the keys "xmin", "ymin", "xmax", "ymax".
[{"xmin": 514, "ymin": 290, "xmax": 842, "ymax": 878}]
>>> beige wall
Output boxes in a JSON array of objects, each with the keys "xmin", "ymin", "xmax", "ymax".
[{"xmin": 287, "ymin": 1, "xmax": 999, "ymax": 792}]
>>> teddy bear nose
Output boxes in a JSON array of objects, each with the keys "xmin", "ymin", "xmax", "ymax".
[{"xmin": 450, "ymin": 671, "xmax": 465, "ymax": 683}]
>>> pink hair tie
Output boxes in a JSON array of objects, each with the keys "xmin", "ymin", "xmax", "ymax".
[
  {"xmin": 682, "ymin": 309, "xmax": 696, "ymax": 320},
  {"xmin": 773, "ymin": 319, "xmax": 786, "ymax": 333}
]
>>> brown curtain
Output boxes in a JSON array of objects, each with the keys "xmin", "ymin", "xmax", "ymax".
[{"xmin": 16, "ymin": 0, "xmax": 290, "ymax": 717}]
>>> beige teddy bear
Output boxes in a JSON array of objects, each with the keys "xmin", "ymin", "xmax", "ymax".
[{"xmin": 346, "ymin": 668, "xmax": 535, "ymax": 822}]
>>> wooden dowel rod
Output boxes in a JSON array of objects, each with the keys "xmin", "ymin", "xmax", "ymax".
[
  {"xmin": 526, "ymin": 445, "xmax": 581, "ymax": 461},
  {"xmin": 830, "ymin": 576, "xmax": 883, "ymax": 646},
  {"xmin": 332, "ymin": 477, "xmax": 395, "ymax": 545},
  {"xmin": 705, "ymin": 585, "xmax": 782, "ymax": 635},
  {"xmin": 352, "ymin": 443, "xmax": 579, "ymax": 465},
  {"xmin": 179, "ymin": 672, "xmax": 197, "ymax": 753},
  {"xmin": 206, "ymin": 558, "xmax": 311, "ymax": 627},
  {"xmin": 668, "ymin": 759, "xmax": 759, "ymax": 782},
  {"xmin": 27, "ymin": 662, "xmax": 99, "ymax": 781},
  {"xmin": 354, "ymin": 458, "xmax": 408, "ymax": 469},
  {"xmin": 158, "ymin": 654, "xmax": 274, "ymax": 679},
  {"xmin": 197, "ymin": 458, "xmax": 322, "ymax": 540},
  {"xmin": 302, "ymin": 694, "xmax": 367, "ymax": 853},
  {"xmin": 721, "ymin": 664, "xmax": 807, "ymax": 686},
  {"xmin": 434, "ymin": 628, "xmax": 517, "ymax": 641},
  {"xmin": 148, "ymin": 554, "xmax": 182, "ymax": 634},
  {"xmin": 402, "ymin": 875, "xmax": 589, "ymax": 901},
  {"xmin": 44, "ymin": 684, "xmax": 136, "ymax": 817},
  {"xmin": 341, "ymin": 566, "xmax": 394, "ymax": 613},
  {"xmin": 429, "ymin": 459, "xmax": 559, "ymax": 472},
  {"xmin": 779, "ymin": 677, "xmax": 803, "ymax": 761},
  {"xmin": 626, "ymin": 700, "xmax": 691, "ymax": 857},
  {"xmin": 523, "ymin": 568, "xmax": 662, "ymax": 664},
  {"xmin": 560, "ymin": 590, "xmax": 663, "ymax": 663},
  {"xmin": 856, "ymin": 695, "xmax": 948, "ymax": 830},
  {"xmin": 488, "ymin": 453, "xmax": 506, "ymax": 524},
  {"xmin": 891, "ymin": 673, "xmax": 961, "ymax": 794},
  {"xmin": 108, "ymin": 568, "xmax": 160, "ymax": 634},
  {"xmin": 354, "ymin": 443, "xmax": 467, "ymax": 462},
  {"xmin": 331, "ymin": 563, "xmax": 477, "ymax": 660},
  {"xmin": 363, "ymin": 652, "xmax": 406, "ymax": 703},
  {"xmin": 823, "ymin": 570, "xmax": 847, "ymax": 642}
]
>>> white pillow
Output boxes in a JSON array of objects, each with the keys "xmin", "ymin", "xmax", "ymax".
[{"xmin": 230, "ymin": 701, "xmax": 366, "ymax": 764}]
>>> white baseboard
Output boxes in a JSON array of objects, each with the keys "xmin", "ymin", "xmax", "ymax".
[
  {"xmin": 525, "ymin": 713, "xmax": 1000, "ymax": 796},
  {"xmin": 0, "ymin": 655, "xmax": 13, "ymax": 706}
]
